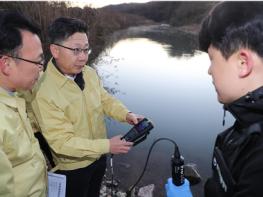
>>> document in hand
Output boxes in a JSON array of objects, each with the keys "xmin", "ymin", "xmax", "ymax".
[{"xmin": 48, "ymin": 172, "xmax": 66, "ymax": 197}]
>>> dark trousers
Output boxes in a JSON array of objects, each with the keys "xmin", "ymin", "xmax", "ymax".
[{"xmin": 56, "ymin": 156, "xmax": 106, "ymax": 197}]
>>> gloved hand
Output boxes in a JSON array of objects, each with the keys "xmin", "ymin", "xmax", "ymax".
[{"xmin": 165, "ymin": 178, "xmax": 193, "ymax": 197}]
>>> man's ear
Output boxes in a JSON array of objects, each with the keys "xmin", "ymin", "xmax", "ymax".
[
  {"xmin": 50, "ymin": 44, "xmax": 59, "ymax": 58},
  {"xmin": 238, "ymin": 49, "xmax": 253, "ymax": 78},
  {"xmin": 0, "ymin": 56, "xmax": 11, "ymax": 76}
]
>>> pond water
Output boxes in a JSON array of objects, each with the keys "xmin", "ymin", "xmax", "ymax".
[{"xmin": 93, "ymin": 37, "xmax": 234, "ymax": 197}]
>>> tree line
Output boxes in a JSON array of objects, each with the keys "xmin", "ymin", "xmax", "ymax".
[
  {"xmin": 0, "ymin": 1, "xmax": 152, "ymax": 64},
  {"xmin": 0, "ymin": 1, "xmax": 217, "ymax": 64},
  {"xmin": 102, "ymin": 1, "xmax": 218, "ymax": 27}
]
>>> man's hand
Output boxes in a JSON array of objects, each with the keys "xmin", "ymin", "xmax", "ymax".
[
  {"xmin": 165, "ymin": 178, "xmax": 193, "ymax": 197},
  {"xmin": 109, "ymin": 135, "xmax": 133, "ymax": 154},
  {"xmin": 126, "ymin": 112, "xmax": 144, "ymax": 125}
]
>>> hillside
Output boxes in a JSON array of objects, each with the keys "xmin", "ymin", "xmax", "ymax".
[
  {"xmin": 102, "ymin": 1, "xmax": 218, "ymax": 27},
  {"xmin": 0, "ymin": 1, "xmax": 154, "ymax": 64},
  {"xmin": 0, "ymin": 1, "xmax": 217, "ymax": 63}
]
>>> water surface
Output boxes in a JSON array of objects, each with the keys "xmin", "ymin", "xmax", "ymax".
[{"xmin": 93, "ymin": 37, "xmax": 234, "ymax": 196}]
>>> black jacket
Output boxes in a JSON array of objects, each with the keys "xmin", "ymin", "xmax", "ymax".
[{"xmin": 205, "ymin": 86, "xmax": 263, "ymax": 197}]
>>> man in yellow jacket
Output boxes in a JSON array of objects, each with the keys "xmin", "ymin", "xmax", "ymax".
[
  {"xmin": 32, "ymin": 17, "xmax": 143, "ymax": 197},
  {"xmin": 0, "ymin": 11, "xmax": 47, "ymax": 196}
]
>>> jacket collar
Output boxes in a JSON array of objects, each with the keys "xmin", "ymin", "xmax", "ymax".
[
  {"xmin": 0, "ymin": 86, "xmax": 18, "ymax": 108},
  {"xmin": 225, "ymin": 86, "xmax": 263, "ymax": 127},
  {"xmin": 0, "ymin": 87, "xmax": 28, "ymax": 121},
  {"xmin": 46, "ymin": 58, "xmax": 71, "ymax": 88},
  {"xmin": 46, "ymin": 58, "xmax": 86, "ymax": 89}
]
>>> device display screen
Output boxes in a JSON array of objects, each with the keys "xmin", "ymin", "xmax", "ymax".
[{"xmin": 135, "ymin": 120, "xmax": 149, "ymax": 133}]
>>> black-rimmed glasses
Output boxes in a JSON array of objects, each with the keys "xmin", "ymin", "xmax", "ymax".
[
  {"xmin": 1, "ymin": 54, "xmax": 44, "ymax": 66},
  {"xmin": 53, "ymin": 43, "xmax": 92, "ymax": 56}
]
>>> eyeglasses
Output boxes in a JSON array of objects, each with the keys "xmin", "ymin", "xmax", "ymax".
[
  {"xmin": 53, "ymin": 43, "xmax": 91, "ymax": 56},
  {"xmin": 1, "ymin": 54, "xmax": 44, "ymax": 66}
]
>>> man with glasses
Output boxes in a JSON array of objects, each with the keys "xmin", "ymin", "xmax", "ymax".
[
  {"xmin": 0, "ymin": 10, "xmax": 47, "ymax": 196},
  {"xmin": 32, "ymin": 17, "xmax": 143, "ymax": 197}
]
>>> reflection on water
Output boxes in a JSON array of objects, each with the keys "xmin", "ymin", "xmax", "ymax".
[
  {"xmin": 93, "ymin": 38, "xmax": 234, "ymax": 197},
  {"xmin": 109, "ymin": 25, "xmax": 198, "ymax": 57}
]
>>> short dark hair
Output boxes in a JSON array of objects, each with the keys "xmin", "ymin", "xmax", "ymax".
[
  {"xmin": 48, "ymin": 17, "xmax": 88, "ymax": 44},
  {"xmin": 199, "ymin": 2, "xmax": 263, "ymax": 59},
  {"xmin": 0, "ymin": 10, "xmax": 40, "ymax": 56}
]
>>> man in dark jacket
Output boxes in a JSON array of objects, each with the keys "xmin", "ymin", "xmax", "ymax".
[{"xmin": 166, "ymin": 2, "xmax": 263, "ymax": 197}]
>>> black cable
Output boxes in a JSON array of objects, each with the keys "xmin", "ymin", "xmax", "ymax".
[
  {"xmin": 110, "ymin": 154, "xmax": 114, "ymax": 197},
  {"xmin": 126, "ymin": 138, "xmax": 178, "ymax": 197}
]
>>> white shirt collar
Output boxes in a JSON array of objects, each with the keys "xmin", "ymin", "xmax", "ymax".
[{"xmin": 65, "ymin": 74, "xmax": 76, "ymax": 81}]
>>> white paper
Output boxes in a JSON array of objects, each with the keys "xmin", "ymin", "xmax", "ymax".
[{"xmin": 48, "ymin": 172, "xmax": 66, "ymax": 197}]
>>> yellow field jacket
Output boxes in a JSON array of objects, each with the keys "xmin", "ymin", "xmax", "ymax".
[
  {"xmin": 0, "ymin": 88, "xmax": 47, "ymax": 197},
  {"xmin": 32, "ymin": 60, "xmax": 129, "ymax": 170},
  {"xmin": 17, "ymin": 71, "xmax": 44, "ymax": 133}
]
